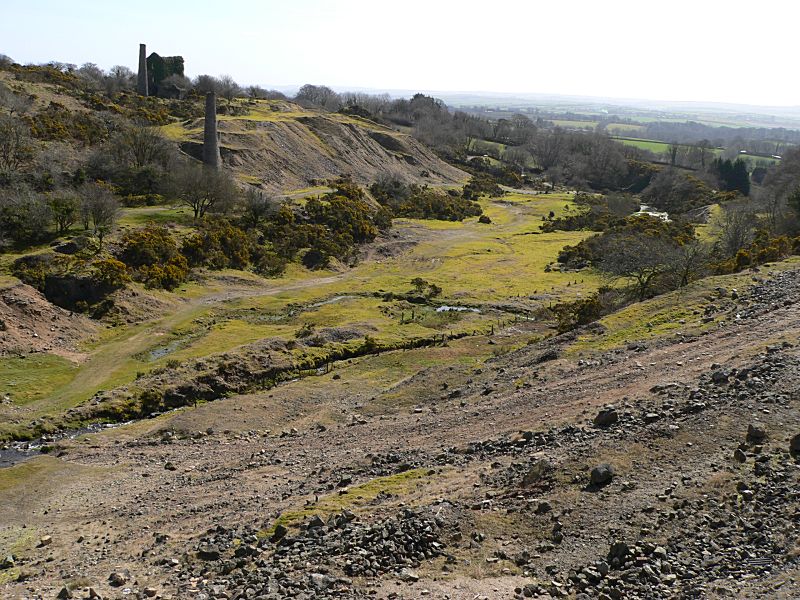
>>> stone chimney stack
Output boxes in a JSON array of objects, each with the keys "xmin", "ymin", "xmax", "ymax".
[
  {"xmin": 137, "ymin": 43, "xmax": 148, "ymax": 96},
  {"xmin": 203, "ymin": 92, "xmax": 220, "ymax": 169}
]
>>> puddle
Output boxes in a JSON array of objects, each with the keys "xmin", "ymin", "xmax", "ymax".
[
  {"xmin": 435, "ymin": 305, "xmax": 481, "ymax": 313},
  {"xmin": 309, "ymin": 295, "xmax": 357, "ymax": 308}
]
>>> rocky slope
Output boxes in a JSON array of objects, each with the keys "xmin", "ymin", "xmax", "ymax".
[
  {"xmin": 173, "ymin": 102, "xmax": 467, "ymax": 192},
  {"xmin": 2, "ymin": 263, "xmax": 799, "ymax": 599},
  {"xmin": 0, "ymin": 282, "xmax": 95, "ymax": 357}
]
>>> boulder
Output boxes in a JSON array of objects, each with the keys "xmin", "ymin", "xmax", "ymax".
[
  {"xmin": 711, "ymin": 370, "xmax": 730, "ymax": 384},
  {"xmin": 746, "ymin": 423, "xmax": 767, "ymax": 443},
  {"xmin": 57, "ymin": 587, "xmax": 72, "ymax": 599},
  {"xmin": 522, "ymin": 458, "xmax": 554, "ymax": 486},
  {"xmin": 307, "ymin": 515, "xmax": 325, "ymax": 529},
  {"xmin": 590, "ymin": 463, "xmax": 615, "ymax": 486},
  {"xmin": 270, "ymin": 524, "xmax": 288, "ymax": 543},
  {"xmin": 790, "ymin": 433, "xmax": 800, "ymax": 456},
  {"xmin": 398, "ymin": 568, "xmax": 419, "ymax": 582},
  {"xmin": 108, "ymin": 571, "xmax": 129, "ymax": 587},
  {"xmin": 594, "ymin": 408, "xmax": 619, "ymax": 428},
  {"xmin": 607, "ymin": 541, "xmax": 630, "ymax": 568}
]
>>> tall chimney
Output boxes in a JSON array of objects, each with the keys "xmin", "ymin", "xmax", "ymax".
[
  {"xmin": 137, "ymin": 43, "xmax": 148, "ymax": 96},
  {"xmin": 203, "ymin": 92, "xmax": 220, "ymax": 169}
]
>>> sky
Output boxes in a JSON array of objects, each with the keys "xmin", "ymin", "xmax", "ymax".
[{"xmin": 2, "ymin": 0, "xmax": 799, "ymax": 107}]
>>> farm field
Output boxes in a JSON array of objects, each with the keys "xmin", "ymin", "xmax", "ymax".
[{"xmin": 551, "ymin": 119, "xmax": 597, "ymax": 130}]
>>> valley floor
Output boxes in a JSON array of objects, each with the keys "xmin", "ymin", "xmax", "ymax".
[{"xmin": 1, "ymin": 194, "xmax": 799, "ymax": 599}]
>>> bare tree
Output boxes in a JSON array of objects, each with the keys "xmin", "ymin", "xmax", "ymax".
[
  {"xmin": 0, "ymin": 115, "xmax": 34, "ymax": 174},
  {"xmin": 241, "ymin": 188, "xmax": 277, "ymax": 228},
  {"xmin": 712, "ymin": 204, "xmax": 757, "ymax": 258},
  {"xmin": 193, "ymin": 74, "xmax": 220, "ymax": 95},
  {"xmin": 108, "ymin": 125, "xmax": 174, "ymax": 169},
  {"xmin": 0, "ymin": 82, "xmax": 33, "ymax": 115},
  {"xmin": 671, "ymin": 239, "xmax": 713, "ymax": 288},
  {"xmin": 667, "ymin": 142, "xmax": 680, "ymax": 166},
  {"xmin": 80, "ymin": 183, "xmax": 120, "ymax": 250},
  {"xmin": 159, "ymin": 73, "xmax": 192, "ymax": 98},
  {"xmin": 49, "ymin": 190, "xmax": 80, "ymax": 234},
  {"xmin": 598, "ymin": 232, "xmax": 681, "ymax": 301},
  {"xmin": 105, "ymin": 65, "xmax": 135, "ymax": 94},
  {"xmin": 295, "ymin": 84, "xmax": 341, "ymax": 111},
  {"xmin": 169, "ymin": 163, "xmax": 240, "ymax": 219},
  {"xmin": 532, "ymin": 128, "xmax": 566, "ymax": 170},
  {"xmin": 247, "ymin": 85, "xmax": 266, "ymax": 99},
  {"xmin": 217, "ymin": 74, "xmax": 241, "ymax": 104},
  {"xmin": 77, "ymin": 62, "xmax": 105, "ymax": 91},
  {"xmin": 503, "ymin": 146, "xmax": 530, "ymax": 170}
]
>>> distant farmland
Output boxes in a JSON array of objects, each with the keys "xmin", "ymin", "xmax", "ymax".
[
  {"xmin": 551, "ymin": 119, "xmax": 597, "ymax": 130},
  {"xmin": 606, "ymin": 123, "xmax": 647, "ymax": 135},
  {"xmin": 612, "ymin": 137, "xmax": 780, "ymax": 165}
]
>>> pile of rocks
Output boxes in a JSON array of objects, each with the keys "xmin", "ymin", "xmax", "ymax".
[
  {"xmin": 515, "ymin": 445, "xmax": 798, "ymax": 599},
  {"xmin": 735, "ymin": 268, "xmax": 800, "ymax": 320},
  {"xmin": 184, "ymin": 509, "xmax": 446, "ymax": 600}
]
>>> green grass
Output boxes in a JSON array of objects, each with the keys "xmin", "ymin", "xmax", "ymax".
[
  {"xmin": 0, "ymin": 354, "xmax": 78, "ymax": 406},
  {"xmin": 0, "ymin": 192, "xmax": 602, "ymax": 440},
  {"xmin": 734, "ymin": 153, "xmax": 781, "ymax": 165},
  {"xmin": 606, "ymin": 123, "xmax": 646, "ymax": 135},
  {"xmin": 552, "ymin": 119, "xmax": 597, "ymax": 130},
  {"xmin": 263, "ymin": 468, "xmax": 436, "ymax": 534},
  {"xmin": 613, "ymin": 137, "xmax": 672, "ymax": 153},
  {"xmin": 117, "ymin": 205, "xmax": 194, "ymax": 228},
  {"xmin": 567, "ymin": 259, "xmax": 800, "ymax": 355}
]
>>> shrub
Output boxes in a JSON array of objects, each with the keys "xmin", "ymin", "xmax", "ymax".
[
  {"xmin": 11, "ymin": 254, "xmax": 53, "ymax": 289},
  {"xmin": 370, "ymin": 178, "xmax": 482, "ymax": 221},
  {"xmin": 27, "ymin": 102, "xmax": 108, "ymax": 144},
  {"xmin": 252, "ymin": 248, "xmax": 287, "ymax": 277},
  {"xmin": 138, "ymin": 255, "xmax": 189, "ymax": 290},
  {"xmin": 182, "ymin": 217, "xmax": 250, "ymax": 269},
  {"xmin": 551, "ymin": 288, "xmax": 622, "ymax": 333},
  {"xmin": 264, "ymin": 180, "xmax": 384, "ymax": 268},
  {"xmin": 118, "ymin": 224, "xmax": 188, "ymax": 289},
  {"xmin": 119, "ymin": 224, "xmax": 177, "ymax": 267},
  {"xmin": 91, "ymin": 258, "xmax": 131, "ymax": 290},
  {"xmin": 0, "ymin": 187, "xmax": 53, "ymax": 245},
  {"xmin": 462, "ymin": 175, "xmax": 503, "ymax": 199}
]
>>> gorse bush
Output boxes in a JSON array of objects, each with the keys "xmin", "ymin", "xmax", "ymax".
[
  {"xmin": 370, "ymin": 177, "xmax": 483, "ymax": 221},
  {"xmin": 461, "ymin": 175, "xmax": 504, "ymax": 199},
  {"xmin": 26, "ymin": 102, "xmax": 109, "ymax": 143},
  {"xmin": 262, "ymin": 179, "xmax": 386, "ymax": 269},
  {"xmin": 182, "ymin": 217, "xmax": 251, "ymax": 269},
  {"xmin": 117, "ymin": 224, "xmax": 188, "ymax": 290},
  {"xmin": 91, "ymin": 257, "xmax": 131, "ymax": 289}
]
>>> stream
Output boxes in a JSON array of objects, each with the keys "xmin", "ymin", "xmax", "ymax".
[
  {"xmin": 635, "ymin": 204, "xmax": 670, "ymax": 221},
  {"xmin": 0, "ymin": 422, "xmax": 128, "ymax": 468}
]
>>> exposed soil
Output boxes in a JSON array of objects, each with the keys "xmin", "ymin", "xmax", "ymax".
[
  {"xmin": 180, "ymin": 112, "xmax": 468, "ymax": 193},
  {"xmin": 0, "ymin": 283, "xmax": 96, "ymax": 358}
]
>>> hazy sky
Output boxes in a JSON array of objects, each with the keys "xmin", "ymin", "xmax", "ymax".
[{"xmin": 2, "ymin": 0, "xmax": 798, "ymax": 106}]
